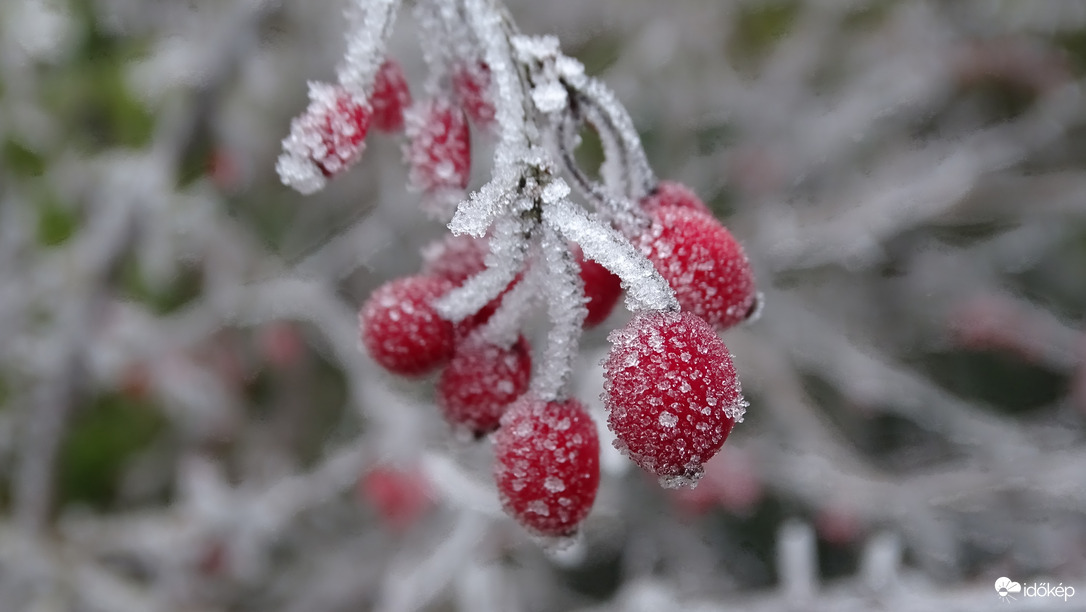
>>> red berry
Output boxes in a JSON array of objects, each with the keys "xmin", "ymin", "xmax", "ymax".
[
  {"xmin": 359, "ymin": 464, "xmax": 433, "ymax": 532},
  {"xmin": 287, "ymin": 82, "xmax": 371, "ymax": 178},
  {"xmin": 948, "ymin": 296, "xmax": 1038, "ymax": 360},
  {"xmin": 258, "ymin": 321, "xmax": 305, "ymax": 370},
  {"xmin": 602, "ymin": 311, "xmax": 746, "ymax": 487},
  {"xmin": 438, "ymin": 335, "xmax": 532, "ymax": 435},
  {"xmin": 638, "ymin": 206, "xmax": 756, "ymax": 331},
  {"xmin": 493, "ymin": 396, "xmax": 600, "ymax": 537},
  {"xmin": 575, "ymin": 247, "xmax": 623, "ymax": 328},
  {"xmin": 371, "ymin": 59, "xmax": 412, "ymax": 132},
  {"xmin": 118, "ymin": 363, "xmax": 152, "ymax": 400},
  {"xmin": 452, "ymin": 61, "xmax": 496, "ymax": 126},
  {"xmin": 359, "ymin": 275, "xmax": 456, "ymax": 376},
  {"xmin": 641, "ymin": 181, "xmax": 712, "ymax": 216},
  {"xmin": 421, "ymin": 234, "xmax": 489, "ymax": 285},
  {"xmin": 405, "ymin": 98, "xmax": 471, "ymax": 193}
]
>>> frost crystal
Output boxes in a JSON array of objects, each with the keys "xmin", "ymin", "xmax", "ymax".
[{"xmin": 530, "ymin": 225, "xmax": 588, "ymax": 402}]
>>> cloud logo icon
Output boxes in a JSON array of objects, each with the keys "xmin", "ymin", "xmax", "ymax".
[{"xmin": 995, "ymin": 577, "xmax": 1022, "ymax": 601}]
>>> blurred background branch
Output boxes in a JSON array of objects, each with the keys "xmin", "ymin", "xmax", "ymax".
[{"xmin": 1, "ymin": 0, "xmax": 1085, "ymax": 610}]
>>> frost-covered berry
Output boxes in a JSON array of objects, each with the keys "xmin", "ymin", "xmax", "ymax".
[
  {"xmin": 576, "ymin": 248, "xmax": 622, "ymax": 328},
  {"xmin": 371, "ymin": 59, "xmax": 412, "ymax": 133},
  {"xmin": 421, "ymin": 234, "xmax": 489, "ymax": 285},
  {"xmin": 493, "ymin": 396, "xmax": 600, "ymax": 537},
  {"xmin": 359, "ymin": 275, "xmax": 456, "ymax": 376},
  {"xmin": 452, "ymin": 61, "xmax": 496, "ymax": 126},
  {"xmin": 638, "ymin": 206, "xmax": 756, "ymax": 331},
  {"xmin": 405, "ymin": 98, "xmax": 471, "ymax": 193},
  {"xmin": 641, "ymin": 181, "xmax": 712, "ymax": 216},
  {"xmin": 602, "ymin": 311, "xmax": 747, "ymax": 487},
  {"xmin": 279, "ymin": 82, "xmax": 371, "ymax": 188},
  {"xmin": 438, "ymin": 335, "xmax": 531, "ymax": 436}
]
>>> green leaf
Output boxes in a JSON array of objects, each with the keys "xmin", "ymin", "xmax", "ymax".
[
  {"xmin": 36, "ymin": 194, "xmax": 80, "ymax": 247},
  {"xmin": 3, "ymin": 139, "xmax": 47, "ymax": 177}
]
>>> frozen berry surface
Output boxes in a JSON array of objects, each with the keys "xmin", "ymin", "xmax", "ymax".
[
  {"xmin": 602, "ymin": 311, "xmax": 746, "ymax": 487},
  {"xmin": 359, "ymin": 275, "xmax": 456, "ymax": 376},
  {"xmin": 493, "ymin": 396, "xmax": 600, "ymax": 537},
  {"xmin": 438, "ymin": 335, "xmax": 532, "ymax": 435},
  {"xmin": 371, "ymin": 59, "xmax": 412, "ymax": 132},
  {"xmin": 405, "ymin": 98, "xmax": 471, "ymax": 193},
  {"xmin": 452, "ymin": 61, "xmax": 496, "ymax": 126},
  {"xmin": 576, "ymin": 248, "xmax": 623, "ymax": 328},
  {"xmin": 639, "ymin": 206, "xmax": 756, "ymax": 331},
  {"xmin": 289, "ymin": 83, "xmax": 371, "ymax": 179},
  {"xmin": 641, "ymin": 181, "xmax": 712, "ymax": 216}
]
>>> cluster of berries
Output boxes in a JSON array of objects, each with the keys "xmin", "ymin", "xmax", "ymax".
[
  {"xmin": 278, "ymin": 8, "xmax": 758, "ymax": 540},
  {"xmin": 278, "ymin": 58, "xmax": 493, "ymax": 196},
  {"xmin": 354, "ymin": 184, "xmax": 755, "ymax": 537}
]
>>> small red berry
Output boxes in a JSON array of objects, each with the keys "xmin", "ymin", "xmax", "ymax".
[
  {"xmin": 452, "ymin": 61, "xmax": 496, "ymax": 126},
  {"xmin": 286, "ymin": 82, "xmax": 371, "ymax": 178},
  {"xmin": 493, "ymin": 396, "xmax": 600, "ymax": 537},
  {"xmin": 371, "ymin": 59, "xmax": 412, "ymax": 132},
  {"xmin": 641, "ymin": 181, "xmax": 712, "ymax": 216},
  {"xmin": 359, "ymin": 464, "xmax": 433, "ymax": 532},
  {"xmin": 405, "ymin": 98, "xmax": 471, "ymax": 193},
  {"xmin": 258, "ymin": 321, "xmax": 305, "ymax": 370},
  {"xmin": 208, "ymin": 147, "xmax": 244, "ymax": 193},
  {"xmin": 359, "ymin": 275, "xmax": 456, "ymax": 376},
  {"xmin": 948, "ymin": 296, "xmax": 1039, "ymax": 360},
  {"xmin": 575, "ymin": 247, "xmax": 623, "ymax": 328},
  {"xmin": 118, "ymin": 363, "xmax": 152, "ymax": 400},
  {"xmin": 638, "ymin": 206, "xmax": 756, "ymax": 331},
  {"xmin": 438, "ymin": 335, "xmax": 532, "ymax": 436},
  {"xmin": 421, "ymin": 233, "xmax": 489, "ymax": 285},
  {"xmin": 815, "ymin": 506, "xmax": 862, "ymax": 546},
  {"xmin": 602, "ymin": 311, "xmax": 746, "ymax": 487}
]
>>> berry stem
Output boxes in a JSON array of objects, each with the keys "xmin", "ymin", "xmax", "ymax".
[
  {"xmin": 475, "ymin": 261, "xmax": 539, "ymax": 349},
  {"xmin": 542, "ymin": 198, "xmax": 678, "ymax": 313},
  {"xmin": 529, "ymin": 224, "xmax": 587, "ymax": 403},
  {"xmin": 569, "ymin": 78, "xmax": 657, "ymax": 201},
  {"xmin": 434, "ymin": 214, "xmax": 530, "ymax": 322},
  {"xmin": 339, "ymin": 0, "xmax": 402, "ymax": 94},
  {"xmin": 462, "ymin": 0, "xmax": 534, "ymax": 170},
  {"xmin": 555, "ymin": 111, "xmax": 648, "ymax": 239}
]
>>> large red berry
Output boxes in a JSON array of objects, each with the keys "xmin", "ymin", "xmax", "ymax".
[
  {"xmin": 575, "ymin": 247, "xmax": 623, "ymax": 328},
  {"xmin": 602, "ymin": 311, "xmax": 746, "ymax": 487},
  {"xmin": 405, "ymin": 98, "xmax": 471, "ymax": 193},
  {"xmin": 359, "ymin": 275, "xmax": 456, "ymax": 376},
  {"xmin": 438, "ymin": 335, "xmax": 531, "ymax": 436},
  {"xmin": 641, "ymin": 181, "xmax": 712, "ymax": 216},
  {"xmin": 638, "ymin": 206, "xmax": 756, "ymax": 331},
  {"xmin": 493, "ymin": 396, "xmax": 600, "ymax": 537},
  {"xmin": 287, "ymin": 82, "xmax": 371, "ymax": 178},
  {"xmin": 371, "ymin": 59, "xmax": 412, "ymax": 133},
  {"xmin": 452, "ymin": 61, "xmax": 496, "ymax": 126}
]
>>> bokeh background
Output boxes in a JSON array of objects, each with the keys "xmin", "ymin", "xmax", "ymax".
[{"xmin": 2, "ymin": 0, "xmax": 1086, "ymax": 610}]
